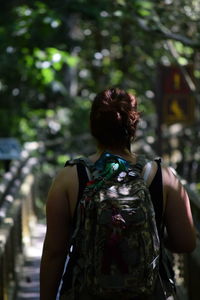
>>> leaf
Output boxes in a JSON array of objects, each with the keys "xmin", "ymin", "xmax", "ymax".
[
  {"xmin": 135, "ymin": 0, "xmax": 154, "ymax": 16},
  {"xmin": 41, "ymin": 68, "xmax": 55, "ymax": 84}
]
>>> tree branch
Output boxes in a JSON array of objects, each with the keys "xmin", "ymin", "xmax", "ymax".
[{"xmin": 135, "ymin": 16, "xmax": 200, "ymax": 48}]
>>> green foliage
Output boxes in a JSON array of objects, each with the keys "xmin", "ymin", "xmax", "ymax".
[
  {"xmin": 69, "ymin": 97, "xmax": 91, "ymax": 135},
  {"xmin": 135, "ymin": 0, "xmax": 154, "ymax": 16}
]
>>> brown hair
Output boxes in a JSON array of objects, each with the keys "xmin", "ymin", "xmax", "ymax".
[{"xmin": 90, "ymin": 88, "xmax": 140, "ymax": 149}]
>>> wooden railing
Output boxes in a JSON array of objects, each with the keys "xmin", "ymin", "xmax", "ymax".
[{"xmin": 0, "ymin": 151, "xmax": 38, "ymax": 300}]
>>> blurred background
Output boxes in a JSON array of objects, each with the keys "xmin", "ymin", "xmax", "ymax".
[{"xmin": 0, "ymin": 0, "xmax": 200, "ymax": 299}]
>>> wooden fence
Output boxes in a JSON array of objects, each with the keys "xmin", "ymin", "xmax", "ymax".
[{"xmin": 0, "ymin": 154, "xmax": 38, "ymax": 300}]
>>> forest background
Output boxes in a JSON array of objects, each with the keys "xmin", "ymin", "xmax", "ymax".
[{"xmin": 0, "ymin": 0, "xmax": 200, "ymax": 192}]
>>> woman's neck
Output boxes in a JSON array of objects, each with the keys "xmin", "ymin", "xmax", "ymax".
[
  {"xmin": 97, "ymin": 147, "xmax": 130, "ymax": 157},
  {"xmin": 92, "ymin": 146, "xmax": 137, "ymax": 164}
]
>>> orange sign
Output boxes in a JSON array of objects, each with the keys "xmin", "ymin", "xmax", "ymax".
[
  {"xmin": 160, "ymin": 65, "xmax": 195, "ymax": 124},
  {"xmin": 163, "ymin": 94, "xmax": 195, "ymax": 124}
]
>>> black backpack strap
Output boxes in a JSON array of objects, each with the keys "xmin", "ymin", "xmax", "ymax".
[
  {"xmin": 149, "ymin": 158, "xmax": 176, "ymax": 297},
  {"xmin": 149, "ymin": 157, "xmax": 163, "ymax": 234},
  {"xmin": 64, "ymin": 158, "xmax": 90, "ymax": 225},
  {"xmin": 60, "ymin": 162, "xmax": 89, "ymax": 295},
  {"xmin": 69, "ymin": 162, "xmax": 89, "ymax": 237},
  {"xmin": 77, "ymin": 163, "xmax": 89, "ymax": 203}
]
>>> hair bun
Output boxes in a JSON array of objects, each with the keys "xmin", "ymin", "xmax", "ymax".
[
  {"xmin": 98, "ymin": 109, "xmax": 122, "ymax": 123},
  {"xmin": 90, "ymin": 88, "xmax": 140, "ymax": 148}
]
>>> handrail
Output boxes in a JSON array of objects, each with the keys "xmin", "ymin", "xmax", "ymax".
[{"xmin": 0, "ymin": 152, "xmax": 38, "ymax": 300}]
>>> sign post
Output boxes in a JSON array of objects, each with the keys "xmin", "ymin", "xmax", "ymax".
[
  {"xmin": 156, "ymin": 65, "xmax": 195, "ymax": 156},
  {"xmin": 161, "ymin": 65, "xmax": 195, "ymax": 124}
]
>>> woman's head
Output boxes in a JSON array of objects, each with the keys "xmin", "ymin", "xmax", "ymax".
[{"xmin": 90, "ymin": 88, "xmax": 140, "ymax": 150}]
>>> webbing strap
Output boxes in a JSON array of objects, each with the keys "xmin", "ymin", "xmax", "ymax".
[{"xmin": 143, "ymin": 161, "xmax": 153, "ymax": 182}]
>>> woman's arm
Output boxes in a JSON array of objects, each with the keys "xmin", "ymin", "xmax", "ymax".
[
  {"xmin": 162, "ymin": 167, "xmax": 196, "ymax": 253},
  {"xmin": 40, "ymin": 166, "xmax": 76, "ymax": 300}
]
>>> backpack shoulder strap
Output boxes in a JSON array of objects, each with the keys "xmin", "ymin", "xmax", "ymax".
[
  {"xmin": 149, "ymin": 158, "xmax": 163, "ymax": 226},
  {"xmin": 71, "ymin": 163, "xmax": 89, "ymax": 228},
  {"xmin": 65, "ymin": 157, "xmax": 94, "ymax": 179},
  {"xmin": 77, "ymin": 163, "xmax": 89, "ymax": 203},
  {"xmin": 142, "ymin": 157, "xmax": 162, "ymax": 186},
  {"xmin": 61, "ymin": 162, "xmax": 89, "ymax": 295},
  {"xmin": 149, "ymin": 160, "xmax": 176, "ymax": 295},
  {"xmin": 64, "ymin": 157, "xmax": 92, "ymax": 222},
  {"xmin": 65, "ymin": 157, "xmax": 93, "ymax": 168}
]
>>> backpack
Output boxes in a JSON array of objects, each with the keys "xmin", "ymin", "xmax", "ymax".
[{"xmin": 65, "ymin": 152, "xmax": 160, "ymax": 299}]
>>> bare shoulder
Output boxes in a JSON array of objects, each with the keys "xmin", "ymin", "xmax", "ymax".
[
  {"xmin": 55, "ymin": 164, "xmax": 77, "ymax": 180},
  {"xmin": 161, "ymin": 165, "xmax": 180, "ymax": 188},
  {"xmin": 50, "ymin": 165, "xmax": 77, "ymax": 192},
  {"xmin": 161, "ymin": 164, "xmax": 190, "ymax": 215},
  {"xmin": 46, "ymin": 165, "xmax": 78, "ymax": 217}
]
